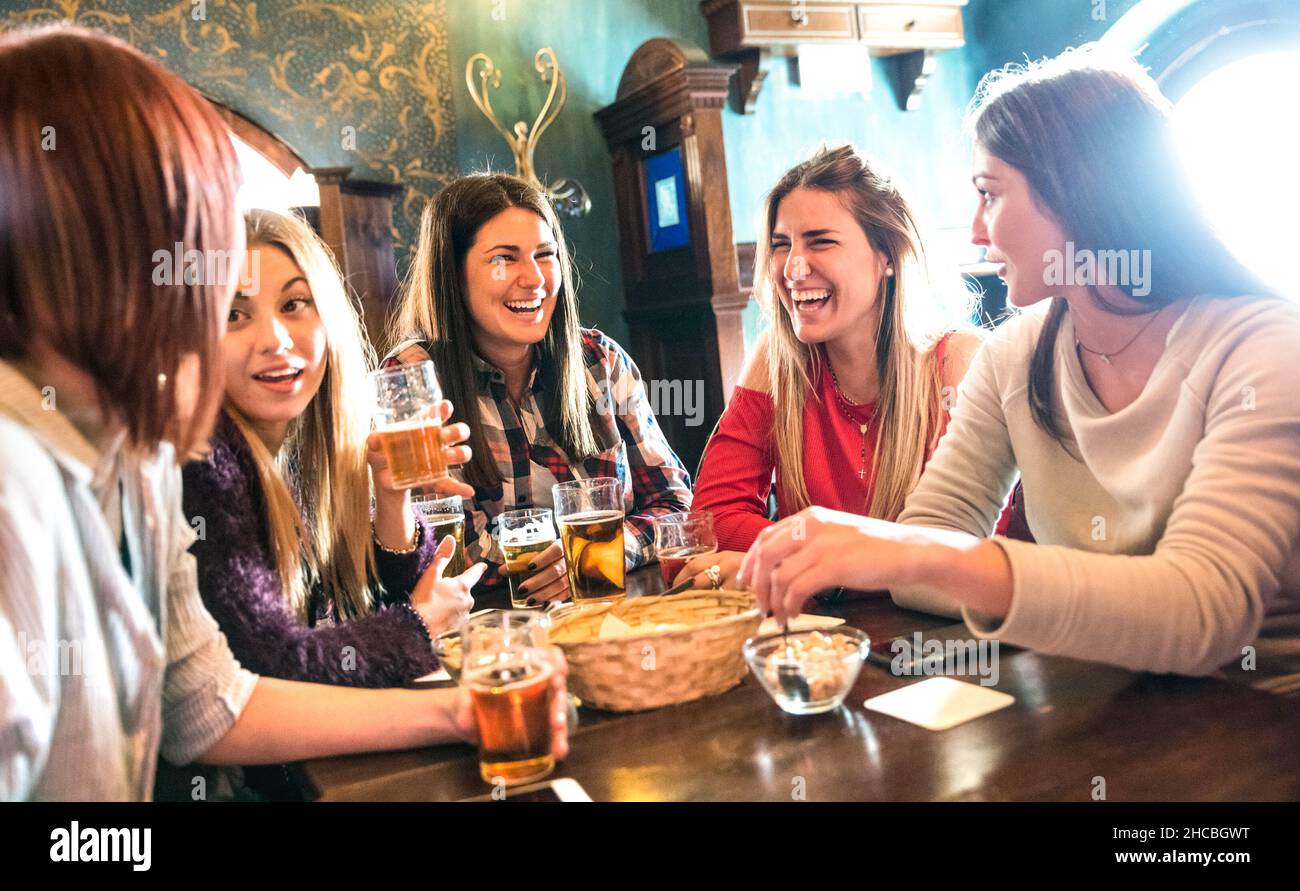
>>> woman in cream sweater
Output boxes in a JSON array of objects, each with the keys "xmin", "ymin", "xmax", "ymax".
[{"xmin": 738, "ymin": 45, "xmax": 1300, "ymax": 689}]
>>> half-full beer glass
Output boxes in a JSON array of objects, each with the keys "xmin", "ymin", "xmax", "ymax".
[
  {"xmin": 497, "ymin": 508, "xmax": 557, "ymax": 608},
  {"xmin": 370, "ymin": 361, "xmax": 448, "ymax": 489},
  {"xmin": 551, "ymin": 477, "xmax": 625, "ymax": 602},
  {"xmin": 653, "ymin": 511, "xmax": 718, "ymax": 586},
  {"xmin": 412, "ymin": 493, "xmax": 468, "ymax": 577}
]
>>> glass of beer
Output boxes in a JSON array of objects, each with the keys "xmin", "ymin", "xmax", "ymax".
[
  {"xmin": 412, "ymin": 493, "xmax": 468, "ymax": 577},
  {"xmin": 460, "ymin": 610, "xmax": 555, "ymax": 787},
  {"xmin": 497, "ymin": 509, "xmax": 557, "ymax": 609},
  {"xmin": 370, "ymin": 361, "xmax": 448, "ymax": 489},
  {"xmin": 653, "ymin": 511, "xmax": 718, "ymax": 586},
  {"xmin": 551, "ymin": 477, "xmax": 626, "ymax": 602}
]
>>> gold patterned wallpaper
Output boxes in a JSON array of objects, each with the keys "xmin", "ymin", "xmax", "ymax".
[{"xmin": 0, "ymin": 0, "xmax": 459, "ymax": 259}]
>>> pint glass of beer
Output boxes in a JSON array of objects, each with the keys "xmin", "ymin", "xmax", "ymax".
[
  {"xmin": 370, "ymin": 361, "xmax": 448, "ymax": 489},
  {"xmin": 652, "ymin": 511, "xmax": 718, "ymax": 586},
  {"xmin": 551, "ymin": 477, "xmax": 626, "ymax": 602},
  {"xmin": 412, "ymin": 493, "xmax": 468, "ymax": 577},
  {"xmin": 497, "ymin": 508, "xmax": 557, "ymax": 608},
  {"xmin": 460, "ymin": 610, "xmax": 555, "ymax": 787}
]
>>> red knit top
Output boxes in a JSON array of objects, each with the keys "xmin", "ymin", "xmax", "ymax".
[{"xmin": 695, "ymin": 334, "xmax": 1012, "ymax": 551}]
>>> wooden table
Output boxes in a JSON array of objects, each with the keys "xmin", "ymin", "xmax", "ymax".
[{"xmin": 299, "ymin": 568, "xmax": 1300, "ymax": 801}]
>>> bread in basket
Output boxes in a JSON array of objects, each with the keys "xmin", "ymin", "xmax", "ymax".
[{"xmin": 546, "ymin": 590, "xmax": 761, "ymax": 712}]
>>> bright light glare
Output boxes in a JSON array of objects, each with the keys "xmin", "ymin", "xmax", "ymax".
[
  {"xmin": 231, "ymin": 135, "xmax": 320, "ymax": 211},
  {"xmin": 1172, "ymin": 52, "xmax": 1300, "ymax": 301}
]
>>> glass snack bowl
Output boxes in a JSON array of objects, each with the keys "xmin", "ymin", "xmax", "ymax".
[{"xmin": 743, "ymin": 627, "xmax": 870, "ymax": 715}]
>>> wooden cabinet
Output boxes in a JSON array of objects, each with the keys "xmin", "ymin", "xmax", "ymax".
[
  {"xmin": 731, "ymin": 3, "xmax": 858, "ymax": 44},
  {"xmin": 311, "ymin": 169, "xmax": 403, "ymax": 354},
  {"xmin": 858, "ymin": 2, "xmax": 966, "ymax": 54},
  {"xmin": 595, "ymin": 39, "xmax": 747, "ymax": 475},
  {"xmin": 700, "ymin": 0, "xmax": 966, "ymax": 111}
]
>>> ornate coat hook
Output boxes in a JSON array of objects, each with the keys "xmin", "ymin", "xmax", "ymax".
[{"xmin": 466, "ymin": 47, "xmax": 591, "ymax": 218}]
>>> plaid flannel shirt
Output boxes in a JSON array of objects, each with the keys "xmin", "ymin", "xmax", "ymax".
[{"xmin": 387, "ymin": 328, "xmax": 693, "ymax": 588}]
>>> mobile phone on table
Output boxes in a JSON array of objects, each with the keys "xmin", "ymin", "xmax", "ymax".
[{"xmin": 458, "ymin": 777, "xmax": 592, "ymax": 802}]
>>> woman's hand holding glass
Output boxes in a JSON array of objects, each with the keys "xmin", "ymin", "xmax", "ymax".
[
  {"xmin": 367, "ymin": 398, "xmax": 475, "ymax": 500},
  {"xmin": 513, "ymin": 539, "xmax": 571, "ymax": 605},
  {"xmin": 676, "ymin": 549, "xmax": 746, "ymax": 590},
  {"xmin": 448, "ymin": 645, "xmax": 571, "ymax": 761}
]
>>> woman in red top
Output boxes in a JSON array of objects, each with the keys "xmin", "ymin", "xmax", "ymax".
[{"xmin": 687, "ymin": 145, "xmax": 999, "ymax": 589}]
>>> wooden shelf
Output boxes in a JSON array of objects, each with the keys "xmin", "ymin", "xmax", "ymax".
[{"xmin": 700, "ymin": 0, "xmax": 967, "ymax": 111}]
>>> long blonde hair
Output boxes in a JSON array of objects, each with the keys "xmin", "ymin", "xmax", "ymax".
[
  {"xmin": 229, "ymin": 209, "xmax": 379, "ymax": 621},
  {"xmin": 757, "ymin": 145, "xmax": 974, "ymax": 519}
]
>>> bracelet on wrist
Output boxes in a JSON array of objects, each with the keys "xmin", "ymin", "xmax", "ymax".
[
  {"xmin": 373, "ymin": 518, "xmax": 421, "ymax": 555},
  {"xmin": 397, "ymin": 600, "xmax": 433, "ymax": 643}
]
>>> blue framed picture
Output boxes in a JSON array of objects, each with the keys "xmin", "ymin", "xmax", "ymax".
[{"xmin": 644, "ymin": 146, "xmax": 690, "ymax": 254}]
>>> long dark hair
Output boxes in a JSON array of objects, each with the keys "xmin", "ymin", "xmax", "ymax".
[
  {"xmin": 965, "ymin": 44, "xmax": 1277, "ymax": 439},
  {"xmin": 389, "ymin": 173, "xmax": 604, "ymax": 489}
]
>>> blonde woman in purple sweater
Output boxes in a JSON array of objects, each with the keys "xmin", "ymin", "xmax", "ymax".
[{"xmin": 182, "ymin": 209, "xmax": 486, "ymax": 688}]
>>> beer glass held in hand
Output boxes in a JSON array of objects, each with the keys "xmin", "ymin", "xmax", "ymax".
[
  {"xmin": 370, "ymin": 361, "xmax": 448, "ymax": 489},
  {"xmin": 653, "ymin": 511, "xmax": 719, "ymax": 586},
  {"xmin": 552, "ymin": 477, "xmax": 626, "ymax": 602},
  {"xmin": 412, "ymin": 493, "xmax": 468, "ymax": 577},
  {"xmin": 460, "ymin": 611, "xmax": 555, "ymax": 786},
  {"xmin": 498, "ymin": 508, "xmax": 558, "ymax": 609}
]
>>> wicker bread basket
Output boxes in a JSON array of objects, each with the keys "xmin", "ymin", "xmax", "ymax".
[{"xmin": 547, "ymin": 590, "xmax": 761, "ymax": 712}]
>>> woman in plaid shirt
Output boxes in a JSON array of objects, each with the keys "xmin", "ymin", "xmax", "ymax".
[{"xmin": 386, "ymin": 173, "xmax": 693, "ymax": 603}]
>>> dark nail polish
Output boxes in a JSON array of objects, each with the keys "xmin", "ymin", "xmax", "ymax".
[
  {"xmin": 527, "ymin": 562, "xmax": 537, "ymax": 572},
  {"xmin": 765, "ymin": 610, "xmax": 774, "ymax": 618},
  {"xmin": 526, "ymin": 599, "xmax": 537, "ymax": 607}
]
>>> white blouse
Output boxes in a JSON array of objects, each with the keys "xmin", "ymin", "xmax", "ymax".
[{"xmin": 0, "ymin": 360, "xmax": 258, "ymax": 800}]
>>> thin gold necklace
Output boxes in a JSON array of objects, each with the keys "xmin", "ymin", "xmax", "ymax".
[
  {"xmin": 1074, "ymin": 304, "xmax": 1169, "ymax": 366},
  {"xmin": 826, "ymin": 356, "xmax": 879, "ymax": 482}
]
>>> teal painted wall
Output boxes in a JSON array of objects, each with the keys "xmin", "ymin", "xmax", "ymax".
[{"xmin": 965, "ymin": 0, "xmax": 1145, "ymax": 78}]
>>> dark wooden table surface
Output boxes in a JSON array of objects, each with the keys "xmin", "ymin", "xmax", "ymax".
[{"xmin": 299, "ymin": 567, "xmax": 1300, "ymax": 801}]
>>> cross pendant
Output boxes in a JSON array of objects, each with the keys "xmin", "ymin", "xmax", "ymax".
[{"xmin": 858, "ymin": 467, "xmax": 867, "ymax": 479}]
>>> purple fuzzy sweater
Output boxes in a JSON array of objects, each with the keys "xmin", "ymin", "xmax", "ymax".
[{"xmin": 181, "ymin": 413, "xmax": 440, "ymax": 687}]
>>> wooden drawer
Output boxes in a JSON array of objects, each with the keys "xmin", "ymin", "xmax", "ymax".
[
  {"xmin": 741, "ymin": 3, "xmax": 858, "ymax": 44},
  {"xmin": 859, "ymin": 3, "xmax": 965, "ymax": 50}
]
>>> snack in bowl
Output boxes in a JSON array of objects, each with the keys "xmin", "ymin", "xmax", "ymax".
[{"xmin": 743, "ymin": 627, "xmax": 870, "ymax": 715}]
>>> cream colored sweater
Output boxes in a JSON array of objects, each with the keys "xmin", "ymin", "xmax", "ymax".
[{"xmin": 895, "ymin": 295, "xmax": 1300, "ymax": 678}]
